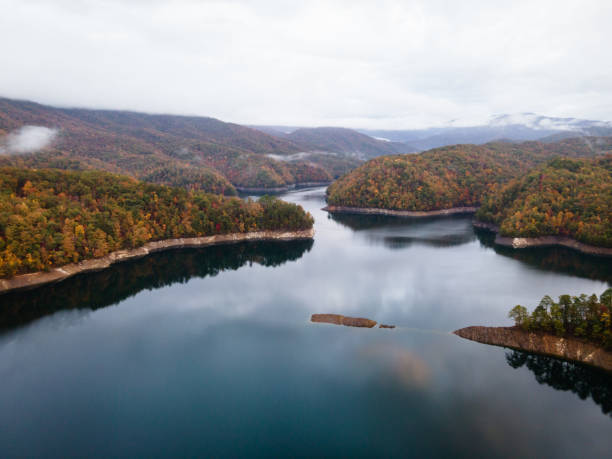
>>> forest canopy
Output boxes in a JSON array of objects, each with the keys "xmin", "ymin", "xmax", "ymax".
[
  {"xmin": 326, "ymin": 140, "xmax": 612, "ymax": 212},
  {"xmin": 0, "ymin": 167, "xmax": 313, "ymax": 278},
  {"xmin": 476, "ymin": 156, "xmax": 612, "ymax": 247}
]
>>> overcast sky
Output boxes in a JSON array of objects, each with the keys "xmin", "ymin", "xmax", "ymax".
[{"xmin": 1, "ymin": 0, "xmax": 611, "ymax": 129}]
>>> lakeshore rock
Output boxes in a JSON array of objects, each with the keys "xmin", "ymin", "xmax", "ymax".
[
  {"xmin": 236, "ymin": 182, "xmax": 331, "ymax": 193},
  {"xmin": 323, "ymin": 205, "xmax": 477, "ymax": 218},
  {"xmin": 454, "ymin": 326, "xmax": 612, "ymax": 373},
  {"xmin": 472, "ymin": 220, "xmax": 612, "ymax": 256},
  {"xmin": 0, "ymin": 229, "xmax": 315, "ymax": 295},
  {"xmin": 311, "ymin": 314, "xmax": 377, "ymax": 328},
  {"xmin": 379, "ymin": 324, "xmax": 395, "ymax": 329}
]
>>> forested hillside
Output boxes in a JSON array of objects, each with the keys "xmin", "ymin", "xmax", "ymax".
[
  {"xmin": 476, "ymin": 156, "xmax": 612, "ymax": 247},
  {"xmin": 0, "ymin": 98, "xmax": 337, "ymax": 190},
  {"xmin": 326, "ymin": 138, "xmax": 612, "ymax": 211},
  {"xmin": 0, "ymin": 167, "xmax": 314, "ymax": 278}
]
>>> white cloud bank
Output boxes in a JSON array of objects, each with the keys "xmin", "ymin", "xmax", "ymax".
[
  {"xmin": 0, "ymin": 126, "xmax": 58, "ymax": 155},
  {"xmin": 0, "ymin": 0, "xmax": 610, "ymax": 129}
]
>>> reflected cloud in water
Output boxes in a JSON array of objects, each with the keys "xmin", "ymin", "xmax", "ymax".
[
  {"xmin": 0, "ymin": 240, "xmax": 313, "ymax": 332},
  {"xmin": 359, "ymin": 343, "xmax": 431, "ymax": 388}
]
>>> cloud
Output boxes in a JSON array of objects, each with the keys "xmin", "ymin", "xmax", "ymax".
[
  {"xmin": 0, "ymin": 126, "xmax": 58, "ymax": 155},
  {"xmin": 0, "ymin": 0, "xmax": 610, "ymax": 128}
]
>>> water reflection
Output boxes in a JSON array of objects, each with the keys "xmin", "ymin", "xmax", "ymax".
[
  {"xmin": 329, "ymin": 213, "xmax": 476, "ymax": 249},
  {"xmin": 329, "ymin": 212, "xmax": 468, "ymax": 231},
  {"xmin": 2, "ymin": 187, "xmax": 612, "ymax": 456},
  {"xmin": 368, "ymin": 234, "xmax": 475, "ymax": 249},
  {"xmin": 475, "ymin": 229, "xmax": 612, "ymax": 284},
  {"xmin": 0, "ymin": 240, "xmax": 313, "ymax": 331},
  {"xmin": 506, "ymin": 350, "xmax": 612, "ymax": 416}
]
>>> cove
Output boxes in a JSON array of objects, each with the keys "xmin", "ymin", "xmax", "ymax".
[{"xmin": 0, "ymin": 187, "xmax": 610, "ymax": 458}]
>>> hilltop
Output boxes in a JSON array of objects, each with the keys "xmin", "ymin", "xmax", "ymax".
[{"xmin": 326, "ymin": 137, "xmax": 612, "ymax": 212}]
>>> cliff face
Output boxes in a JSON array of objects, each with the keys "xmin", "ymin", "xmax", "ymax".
[
  {"xmin": 0, "ymin": 229, "xmax": 315, "ymax": 294},
  {"xmin": 454, "ymin": 326, "xmax": 612, "ymax": 373}
]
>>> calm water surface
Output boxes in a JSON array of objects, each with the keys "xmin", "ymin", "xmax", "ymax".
[{"xmin": 1, "ymin": 187, "xmax": 611, "ymax": 457}]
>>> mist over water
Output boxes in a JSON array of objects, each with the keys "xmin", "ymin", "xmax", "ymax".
[{"xmin": 0, "ymin": 187, "xmax": 610, "ymax": 457}]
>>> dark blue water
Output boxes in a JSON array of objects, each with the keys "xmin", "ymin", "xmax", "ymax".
[{"xmin": 1, "ymin": 187, "xmax": 611, "ymax": 457}]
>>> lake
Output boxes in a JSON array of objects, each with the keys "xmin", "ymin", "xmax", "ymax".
[{"xmin": 1, "ymin": 187, "xmax": 611, "ymax": 458}]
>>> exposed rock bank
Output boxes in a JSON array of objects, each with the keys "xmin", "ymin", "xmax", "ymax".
[
  {"xmin": 0, "ymin": 229, "xmax": 315, "ymax": 295},
  {"xmin": 454, "ymin": 326, "xmax": 612, "ymax": 373},
  {"xmin": 323, "ymin": 205, "xmax": 477, "ymax": 217},
  {"xmin": 237, "ymin": 182, "xmax": 331, "ymax": 193},
  {"xmin": 473, "ymin": 220, "xmax": 612, "ymax": 256},
  {"xmin": 311, "ymin": 313, "xmax": 377, "ymax": 328}
]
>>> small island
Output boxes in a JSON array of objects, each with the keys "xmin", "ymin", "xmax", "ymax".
[
  {"xmin": 0, "ymin": 168, "xmax": 314, "ymax": 293},
  {"xmin": 455, "ymin": 289, "xmax": 612, "ymax": 372},
  {"xmin": 311, "ymin": 313, "xmax": 377, "ymax": 328}
]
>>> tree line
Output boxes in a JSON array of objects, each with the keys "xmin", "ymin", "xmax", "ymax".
[{"xmin": 509, "ymin": 288, "xmax": 612, "ymax": 349}]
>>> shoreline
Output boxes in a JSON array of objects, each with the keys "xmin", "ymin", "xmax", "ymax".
[
  {"xmin": 236, "ymin": 182, "xmax": 331, "ymax": 194},
  {"xmin": 322, "ymin": 205, "xmax": 478, "ymax": 217},
  {"xmin": 473, "ymin": 220, "xmax": 612, "ymax": 256},
  {"xmin": 454, "ymin": 326, "xmax": 612, "ymax": 373},
  {"xmin": 0, "ymin": 228, "xmax": 314, "ymax": 295}
]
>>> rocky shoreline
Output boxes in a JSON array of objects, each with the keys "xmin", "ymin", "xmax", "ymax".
[
  {"xmin": 323, "ymin": 205, "xmax": 477, "ymax": 217},
  {"xmin": 236, "ymin": 182, "xmax": 331, "ymax": 194},
  {"xmin": 473, "ymin": 220, "xmax": 612, "ymax": 256},
  {"xmin": 0, "ymin": 228, "xmax": 315, "ymax": 295},
  {"xmin": 454, "ymin": 326, "xmax": 612, "ymax": 373}
]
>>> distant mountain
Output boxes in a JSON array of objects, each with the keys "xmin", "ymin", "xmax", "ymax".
[
  {"xmin": 249, "ymin": 125, "xmax": 303, "ymax": 136},
  {"xmin": 286, "ymin": 127, "xmax": 416, "ymax": 158},
  {"xmin": 0, "ymin": 98, "xmax": 302, "ymax": 156},
  {"xmin": 0, "ymin": 97, "xmax": 339, "ymax": 190},
  {"xmin": 359, "ymin": 113, "xmax": 612, "ymax": 151},
  {"xmin": 251, "ymin": 126, "xmax": 417, "ymax": 159}
]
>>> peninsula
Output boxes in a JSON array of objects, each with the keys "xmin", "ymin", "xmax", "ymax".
[
  {"xmin": 0, "ymin": 229, "xmax": 314, "ymax": 294},
  {"xmin": 455, "ymin": 289, "xmax": 612, "ymax": 372},
  {"xmin": 0, "ymin": 168, "xmax": 314, "ymax": 290}
]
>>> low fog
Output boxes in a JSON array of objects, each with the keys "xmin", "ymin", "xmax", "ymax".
[{"xmin": 0, "ymin": 126, "xmax": 58, "ymax": 155}]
